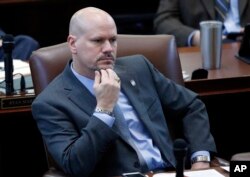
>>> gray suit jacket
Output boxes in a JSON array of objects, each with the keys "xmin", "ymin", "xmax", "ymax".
[
  {"xmin": 154, "ymin": 0, "xmax": 250, "ymax": 46},
  {"xmin": 32, "ymin": 55, "xmax": 216, "ymax": 177}
]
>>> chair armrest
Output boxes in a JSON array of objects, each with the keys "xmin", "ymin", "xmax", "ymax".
[{"xmin": 211, "ymin": 156, "xmax": 229, "ymax": 167}]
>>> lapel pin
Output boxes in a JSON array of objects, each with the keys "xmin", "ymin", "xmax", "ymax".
[{"xmin": 130, "ymin": 80, "xmax": 136, "ymax": 86}]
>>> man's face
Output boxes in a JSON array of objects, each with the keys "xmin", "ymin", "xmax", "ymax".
[{"xmin": 70, "ymin": 18, "xmax": 117, "ymax": 78}]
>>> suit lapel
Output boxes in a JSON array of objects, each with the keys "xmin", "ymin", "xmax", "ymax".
[
  {"xmin": 62, "ymin": 62, "xmax": 96, "ymax": 116},
  {"xmin": 201, "ymin": 0, "xmax": 215, "ymax": 19},
  {"xmin": 239, "ymin": 0, "xmax": 248, "ymax": 18},
  {"xmin": 115, "ymin": 65, "xmax": 149, "ymax": 126},
  {"xmin": 115, "ymin": 63, "xmax": 174, "ymax": 165},
  {"xmin": 115, "ymin": 63, "xmax": 161, "ymax": 147},
  {"xmin": 115, "ymin": 64, "xmax": 157, "ymax": 156},
  {"xmin": 67, "ymin": 84, "xmax": 96, "ymax": 115}
]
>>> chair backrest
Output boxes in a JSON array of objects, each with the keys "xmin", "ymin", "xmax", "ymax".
[
  {"xmin": 29, "ymin": 34, "xmax": 183, "ymax": 95},
  {"xmin": 29, "ymin": 34, "xmax": 183, "ymax": 175}
]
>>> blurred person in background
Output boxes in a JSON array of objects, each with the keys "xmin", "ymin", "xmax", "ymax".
[
  {"xmin": 0, "ymin": 28, "xmax": 39, "ymax": 61},
  {"xmin": 154, "ymin": 0, "xmax": 250, "ymax": 47}
]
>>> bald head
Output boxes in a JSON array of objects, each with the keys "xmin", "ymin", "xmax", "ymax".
[{"xmin": 69, "ymin": 7, "xmax": 117, "ymax": 37}]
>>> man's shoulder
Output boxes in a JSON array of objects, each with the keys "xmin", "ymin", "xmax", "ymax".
[
  {"xmin": 35, "ymin": 73, "xmax": 64, "ymax": 98},
  {"xmin": 116, "ymin": 54, "xmax": 147, "ymax": 63}
]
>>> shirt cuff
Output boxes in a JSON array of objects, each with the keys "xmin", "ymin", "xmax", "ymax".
[
  {"xmin": 93, "ymin": 112, "xmax": 115, "ymax": 127},
  {"xmin": 187, "ymin": 30, "xmax": 199, "ymax": 46},
  {"xmin": 191, "ymin": 151, "xmax": 210, "ymax": 161}
]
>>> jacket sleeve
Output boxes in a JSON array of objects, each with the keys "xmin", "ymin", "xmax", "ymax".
[
  {"xmin": 142, "ymin": 56, "xmax": 217, "ymax": 156},
  {"xmin": 32, "ymin": 94, "xmax": 119, "ymax": 177}
]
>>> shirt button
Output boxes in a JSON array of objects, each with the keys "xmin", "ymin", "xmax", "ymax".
[{"xmin": 134, "ymin": 161, "xmax": 140, "ymax": 168}]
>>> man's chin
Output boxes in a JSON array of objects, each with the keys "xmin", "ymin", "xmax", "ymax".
[{"xmin": 98, "ymin": 64, "xmax": 114, "ymax": 70}]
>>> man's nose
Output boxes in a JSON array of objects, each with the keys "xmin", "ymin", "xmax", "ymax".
[{"xmin": 103, "ymin": 41, "xmax": 114, "ymax": 51}]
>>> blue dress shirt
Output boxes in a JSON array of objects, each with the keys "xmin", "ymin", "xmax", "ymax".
[
  {"xmin": 224, "ymin": 0, "xmax": 241, "ymax": 34},
  {"xmin": 71, "ymin": 64, "xmax": 210, "ymax": 170}
]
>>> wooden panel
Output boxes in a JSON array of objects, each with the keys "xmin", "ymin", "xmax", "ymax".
[{"xmin": 179, "ymin": 43, "xmax": 250, "ymax": 96}]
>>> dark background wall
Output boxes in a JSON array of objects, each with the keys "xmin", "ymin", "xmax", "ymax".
[{"xmin": 0, "ymin": 0, "xmax": 160, "ymax": 47}]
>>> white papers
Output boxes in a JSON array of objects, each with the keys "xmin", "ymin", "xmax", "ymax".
[
  {"xmin": 182, "ymin": 70, "xmax": 190, "ymax": 80},
  {"xmin": 0, "ymin": 59, "xmax": 33, "ymax": 91},
  {"xmin": 153, "ymin": 169, "xmax": 225, "ymax": 177},
  {"xmin": 221, "ymin": 166, "xmax": 230, "ymax": 172},
  {"xmin": 0, "ymin": 59, "xmax": 31, "ymax": 82}
]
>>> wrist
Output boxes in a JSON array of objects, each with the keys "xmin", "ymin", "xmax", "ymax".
[
  {"xmin": 95, "ymin": 107, "xmax": 113, "ymax": 116},
  {"xmin": 191, "ymin": 155, "xmax": 210, "ymax": 164}
]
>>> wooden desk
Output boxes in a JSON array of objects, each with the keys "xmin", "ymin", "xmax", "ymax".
[
  {"xmin": 178, "ymin": 43, "xmax": 250, "ymax": 161},
  {"xmin": 178, "ymin": 43, "xmax": 250, "ymax": 96}
]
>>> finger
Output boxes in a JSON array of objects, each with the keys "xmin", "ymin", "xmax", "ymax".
[
  {"xmin": 94, "ymin": 70, "xmax": 101, "ymax": 86},
  {"xmin": 106, "ymin": 69, "xmax": 119, "ymax": 81},
  {"xmin": 100, "ymin": 69, "xmax": 109, "ymax": 82}
]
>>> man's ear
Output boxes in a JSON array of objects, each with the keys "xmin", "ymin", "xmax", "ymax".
[{"xmin": 67, "ymin": 35, "xmax": 77, "ymax": 54}]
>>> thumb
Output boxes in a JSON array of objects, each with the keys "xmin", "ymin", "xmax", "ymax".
[{"xmin": 93, "ymin": 70, "xmax": 101, "ymax": 87}]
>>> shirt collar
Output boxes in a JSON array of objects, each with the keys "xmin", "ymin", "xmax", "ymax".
[{"xmin": 70, "ymin": 62, "xmax": 95, "ymax": 95}]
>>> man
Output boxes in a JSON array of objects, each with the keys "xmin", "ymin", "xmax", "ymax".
[
  {"xmin": 32, "ymin": 7, "xmax": 216, "ymax": 177},
  {"xmin": 0, "ymin": 28, "xmax": 39, "ymax": 61},
  {"xmin": 154, "ymin": 0, "xmax": 250, "ymax": 47}
]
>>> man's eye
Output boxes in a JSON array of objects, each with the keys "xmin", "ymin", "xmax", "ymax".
[
  {"xmin": 93, "ymin": 39, "xmax": 103, "ymax": 43},
  {"xmin": 110, "ymin": 38, "xmax": 117, "ymax": 43}
]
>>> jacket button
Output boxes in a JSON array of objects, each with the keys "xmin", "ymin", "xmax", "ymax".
[{"xmin": 134, "ymin": 161, "xmax": 140, "ymax": 168}]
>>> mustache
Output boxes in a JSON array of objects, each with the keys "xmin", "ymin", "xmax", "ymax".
[{"xmin": 97, "ymin": 53, "xmax": 115, "ymax": 61}]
